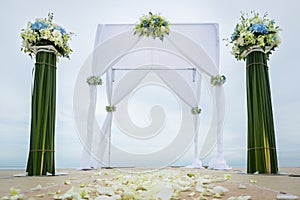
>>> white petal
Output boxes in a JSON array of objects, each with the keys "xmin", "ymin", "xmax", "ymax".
[
  {"xmin": 30, "ymin": 184, "xmax": 42, "ymax": 191},
  {"xmin": 95, "ymin": 196, "xmax": 115, "ymax": 200},
  {"xmin": 239, "ymin": 183, "xmax": 246, "ymax": 189},
  {"xmin": 196, "ymin": 185, "xmax": 205, "ymax": 193},
  {"xmin": 277, "ymin": 193, "xmax": 299, "ymax": 200},
  {"xmin": 213, "ymin": 186, "xmax": 229, "ymax": 194},
  {"xmin": 156, "ymin": 184, "xmax": 173, "ymax": 200},
  {"xmin": 188, "ymin": 192, "xmax": 196, "ymax": 197},
  {"xmin": 228, "ymin": 196, "xmax": 252, "ymax": 200},
  {"xmin": 97, "ymin": 186, "xmax": 114, "ymax": 196}
]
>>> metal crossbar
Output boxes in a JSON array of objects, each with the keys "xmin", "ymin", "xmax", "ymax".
[
  {"xmin": 112, "ymin": 67, "xmax": 196, "ymax": 71},
  {"xmin": 111, "ymin": 67, "xmax": 197, "ymax": 82}
]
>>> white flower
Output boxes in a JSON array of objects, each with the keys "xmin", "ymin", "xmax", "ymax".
[
  {"xmin": 237, "ymin": 35, "xmax": 245, "ymax": 46},
  {"xmin": 40, "ymin": 29, "xmax": 51, "ymax": 40},
  {"xmin": 52, "ymin": 29, "xmax": 62, "ymax": 38}
]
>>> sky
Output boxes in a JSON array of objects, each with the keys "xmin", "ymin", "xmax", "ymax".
[{"xmin": 0, "ymin": 0, "xmax": 299, "ymax": 169}]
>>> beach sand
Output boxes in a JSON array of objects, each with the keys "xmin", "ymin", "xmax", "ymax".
[{"xmin": 0, "ymin": 167, "xmax": 299, "ymax": 199}]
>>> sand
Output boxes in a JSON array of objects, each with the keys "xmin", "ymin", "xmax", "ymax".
[{"xmin": 0, "ymin": 167, "xmax": 299, "ymax": 199}]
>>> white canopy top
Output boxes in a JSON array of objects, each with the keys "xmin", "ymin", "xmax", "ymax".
[{"xmin": 91, "ymin": 23, "xmax": 220, "ymax": 76}]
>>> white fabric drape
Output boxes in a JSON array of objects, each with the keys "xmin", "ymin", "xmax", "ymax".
[
  {"xmin": 208, "ymin": 84, "xmax": 231, "ymax": 170},
  {"xmin": 155, "ymin": 67, "xmax": 203, "ymax": 168},
  {"xmin": 80, "ymin": 44, "xmax": 100, "ymax": 169},
  {"xmin": 91, "ymin": 69, "xmax": 113, "ymax": 168},
  {"xmin": 80, "ymin": 85, "xmax": 97, "ymax": 169},
  {"xmin": 76, "ymin": 23, "xmax": 228, "ymax": 169},
  {"xmin": 92, "ymin": 68, "xmax": 150, "ymax": 168}
]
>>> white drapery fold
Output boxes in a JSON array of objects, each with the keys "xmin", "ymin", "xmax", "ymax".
[
  {"xmin": 92, "ymin": 68, "xmax": 151, "ymax": 168},
  {"xmin": 155, "ymin": 67, "xmax": 203, "ymax": 168},
  {"xmin": 208, "ymin": 84, "xmax": 231, "ymax": 170},
  {"xmin": 91, "ymin": 69, "xmax": 113, "ymax": 168},
  {"xmin": 80, "ymin": 85, "xmax": 97, "ymax": 169},
  {"xmin": 76, "ymin": 24, "xmax": 228, "ymax": 170}
]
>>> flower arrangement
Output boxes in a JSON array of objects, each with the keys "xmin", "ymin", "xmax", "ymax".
[
  {"xmin": 227, "ymin": 11, "xmax": 281, "ymax": 60},
  {"xmin": 211, "ymin": 75, "xmax": 226, "ymax": 86},
  {"xmin": 87, "ymin": 76, "xmax": 102, "ymax": 85},
  {"xmin": 106, "ymin": 105, "xmax": 116, "ymax": 112},
  {"xmin": 20, "ymin": 13, "xmax": 73, "ymax": 58},
  {"xmin": 133, "ymin": 12, "xmax": 170, "ymax": 41},
  {"xmin": 191, "ymin": 107, "xmax": 202, "ymax": 115}
]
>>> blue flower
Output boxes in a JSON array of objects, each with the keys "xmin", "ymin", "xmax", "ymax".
[
  {"xmin": 249, "ymin": 24, "xmax": 268, "ymax": 34},
  {"xmin": 31, "ymin": 21, "xmax": 48, "ymax": 31},
  {"xmin": 143, "ymin": 20, "xmax": 148, "ymax": 28},
  {"xmin": 230, "ymin": 27, "xmax": 238, "ymax": 41},
  {"xmin": 163, "ymin": 21, "xmax": 167, "ymax": 26},
  {"xmin": 230, "ymin": 33, "xmax": 237, "ymax": 41},
  {"xmin": 154, "ymin": 18, "xmax": 159, "ymax": 25},
  {"xmin": 54, "ymin": 26, "xmax": 66, "ymax": 35}
]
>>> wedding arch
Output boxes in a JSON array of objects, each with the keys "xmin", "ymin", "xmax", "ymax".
[{"xmin": 73, "ymin": 23, "xmax": 229, "ymax": 170}]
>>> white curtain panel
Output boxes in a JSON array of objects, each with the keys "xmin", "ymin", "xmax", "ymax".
[{"xmin": 77, "ymin": 24, "xmax": 228, "ymax": 169}]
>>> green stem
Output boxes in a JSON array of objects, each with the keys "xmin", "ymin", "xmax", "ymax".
[
  {"xmin": 26, "ymin": 50, "xmax": 57, "ymax": 176},
  {"xmin": 246, "ymin": 51, "xmax": 278, "ymax": 174}
]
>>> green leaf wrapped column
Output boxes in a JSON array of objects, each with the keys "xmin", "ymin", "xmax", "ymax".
[
  {"xmin": 246, "ymin": 51, "xmax": 278, "ymax": 174},
  {"xmin": 26, "ymin": 50, "xmax": 57, "ymax": 176}
]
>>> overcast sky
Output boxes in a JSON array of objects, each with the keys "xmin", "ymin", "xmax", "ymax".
[{"xmin": 0, "ymin": 0, "xmax": 299, "ymax": 169}]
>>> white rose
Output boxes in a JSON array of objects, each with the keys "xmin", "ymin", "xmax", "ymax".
[
  {"xmin": 52, "ymin": 30, "xmax": 63, "ymax": 46},
  {"xmin": 237, "ymin": 36, "xmax": 244, "ymax": 46},
  {"xmin": 52, "ymin": 29, "xmax": 62, "ymax": 38},
  {"xmin": 40, "ymin": 29, "xmax": 51, "ymax": 40}
]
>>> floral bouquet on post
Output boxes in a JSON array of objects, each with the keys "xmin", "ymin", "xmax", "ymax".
[
  {"xmin": 21, "ymin": 13, "xmax": 73, "ymax": 176},
  {"xmin": 21, "ymin": 13, "xmax": 73, "ymax": 58},
  {"xmin": 227, "ymin": 11, "xmax": 281, "ymax": 61},
  {"xmin": 133, "ymin": 12, "xmax": 170, "ymax": 41},
  {"xmin": 227, "ymin": 11, "xmax": 280, "ymax": 174}
]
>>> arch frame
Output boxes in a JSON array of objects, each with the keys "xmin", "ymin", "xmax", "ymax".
[{"xmin": 74, "ymin": 24, "xmax": 229, "ymax": 169}]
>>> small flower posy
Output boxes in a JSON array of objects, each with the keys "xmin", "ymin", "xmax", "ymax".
[
  {"xmin": 106, "ymin": 106, "xmax": 116, "ymax": 112},
  {"xmin": 211, "ymin": 75, "xmax": 226, "ymax": 86},
  {"xmin": 191, "ymin": 107, "xmax": 202, "ymax": 115},
  {"xmin": 20, "ymin": 13, "xmax": 73, "ymax": 58},
  {"xmin": 86, "ymin": 76, "xmax": 102, "ymax": 86},
  {"xmin": 133, "ymin": 12, "xmax": 170, "ymax": 41},
  {"xmin": 226, "ymin": 11, "xmax": 281, "ymax": 61}
]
